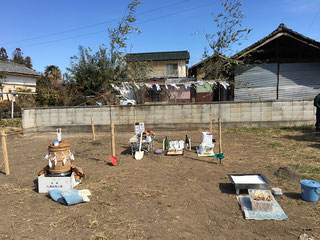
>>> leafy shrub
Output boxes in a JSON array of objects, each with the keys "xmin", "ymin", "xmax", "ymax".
[{"xmin": 0, "ymin": 118, "xmax": 22, "ymax": 128}]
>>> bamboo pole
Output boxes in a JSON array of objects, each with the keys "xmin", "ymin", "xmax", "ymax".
[
  {"xmin": 218, "ymin": 118, "xmax": 222, "ymax": 164},
  {"xmin": 0, "ymin": 129, "xmax": 10, "ymax": 175},
  {"xmin": 209, "ymin": 111, "xmax": 213, "ymax": 133},
  {"xmin": 91, "ymin": 117, "xmax": 96, "ymax": 141},
  {"xmin": 111, "ymin": 123, "xmax": 116, "ymax": 157}
]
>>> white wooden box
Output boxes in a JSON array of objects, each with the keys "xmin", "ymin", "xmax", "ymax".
[{"xmin": 38, "ymin": 172, "xmax": 80, "ymax": 193}]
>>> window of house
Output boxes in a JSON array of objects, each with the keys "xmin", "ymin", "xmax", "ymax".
[{"xmin": 166, "ymin": 64, "xmax": 178, "ymax": 77}]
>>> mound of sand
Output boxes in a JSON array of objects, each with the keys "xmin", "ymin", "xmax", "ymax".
[{"xmin": 274, "ymin": 166, "xmax": 300, "ymax": 180}]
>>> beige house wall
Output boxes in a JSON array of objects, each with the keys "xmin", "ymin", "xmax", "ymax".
[
  {"xmin": 1, "ymin": 84, "xmax": 36, "ymax": 100},
  {"xmin": 140, "ymin": 60, "xmax": 187, "ymax": 78},
  {"xmin": 0, "ymin": 74, "xmax": 37, "ymax": 100},
  {"xmin": 149, "ymin": 60, "xmax": 187, "ymax": 78}
]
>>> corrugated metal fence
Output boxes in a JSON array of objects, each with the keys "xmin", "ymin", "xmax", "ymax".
[{"xmin": 235, "ymin": 62, "xmax": 320, "ymax": 101}]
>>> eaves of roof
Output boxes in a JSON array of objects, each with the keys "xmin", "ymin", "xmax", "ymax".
[
  {"xmin": 126, "ymin": 51, "xmax": 190, "ymax": 62},
  {"xmin": 188, "ymin": 53, "xmax": 227, "ymax": 71},
  {"xmin": 0, "ymin": 60, "xmax": 41, "ymax": 77},
  {"xmin": 232, "ymin": 23, "xmax": 320, "ymax": 59}
]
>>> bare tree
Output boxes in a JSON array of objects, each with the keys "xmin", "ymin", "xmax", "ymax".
[{"xmin": 203, "ymin": 0, "xmax": 251, "ymax": 82}]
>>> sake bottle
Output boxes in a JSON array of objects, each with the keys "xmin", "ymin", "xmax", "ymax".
[
  {"xmin": 164, "ymin": 136, "xmax": 169, "ymax": 150},
  {"xmin": 185, "ymin": 135, "xmax": 189, "ymax": 149}
]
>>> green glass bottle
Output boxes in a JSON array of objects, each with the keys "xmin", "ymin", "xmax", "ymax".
[
  {"xmin": 185, "ymin": 135, "xmax": 189, "ymax": 149},
  {"xmin": 164, "ymin": 136, "xmax": 169, "ymax": 150}
]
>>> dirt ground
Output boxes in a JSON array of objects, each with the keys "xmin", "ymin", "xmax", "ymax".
[{"xmin": 0, "ymin": 127, "xmax": 319, "ymax": 240}]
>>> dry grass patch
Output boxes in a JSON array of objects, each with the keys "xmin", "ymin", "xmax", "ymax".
[{"xmin": 227, "ymin": 125, "xmax": 320, "ymax": 179}]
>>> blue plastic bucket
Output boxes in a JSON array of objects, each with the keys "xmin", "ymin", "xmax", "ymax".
[{"xmin": 300, "ymin": 180, "xmax": 320, "ymax": 202}]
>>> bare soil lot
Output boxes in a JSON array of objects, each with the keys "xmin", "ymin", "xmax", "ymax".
[{"xmin": 0, "ymin": 126, "xmax": 319, "ymax": 240}]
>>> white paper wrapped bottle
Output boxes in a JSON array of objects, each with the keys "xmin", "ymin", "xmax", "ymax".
[{"xmin": 199, "ymin": 132, "xmax": 214, "ymax": 155}]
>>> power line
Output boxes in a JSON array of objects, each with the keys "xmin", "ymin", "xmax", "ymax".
[
  {"xmin": 6, "ymin": 31, "xmax": 107, "ymax": 49},
  {"xmin": 6, "ymin": 1, "xmax": 215, "ymax": 50},
  {"xmin": 0, "ymin": 0, "xmax": 192, "ymax": 46},
  {"xmin": 306, "ymin": 5, "xmax": 320, "ymax": 36}
]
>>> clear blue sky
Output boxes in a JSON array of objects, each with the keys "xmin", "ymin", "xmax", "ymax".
[{"xmin": 1, "ymin": 0, "xmax": 320, "ymax": 74}]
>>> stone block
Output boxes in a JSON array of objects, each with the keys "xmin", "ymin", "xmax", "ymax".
[
  {"xmin": 240, "ymin": 102, "xmax": 251, "ymax": 108},
  {"xmin": 91, "ymin": 112, "xmax": 102, "ymax": 120},
  {"xmin": 75, "ymin": 109, "xmax": 84, "ymax": 117},
  {"xmin": 303, "ymin": 111, "xmax": 315, "ymax": 120},
  {"xmin": 260, "ymin": 102, "xmax": 272, "ymax": 108},
  {"xmin": 136, "ymin": 115, "xmax": 147, "ymax": 123},
  {"xmin": 304, "ymin": 105, "xmax": 315, "ymax": 111},
  {"xmin": 220, "ymin": 108, "xmax": 231, "ymax": 117},
  {"xmin": 188, "ymin": 114, "xmax": 201, "ymax": 123},
  {"xmin": 281, "ymin": 111, "xmax": 293, "ymax": 120},
  {"xmin": 251, "ymin": 107, "xmax": 261, "ymax": 114},
  {"xmin": 292, "ymin": 101, "xmax": 304, "ymax": 107},
  {"xmin": 172, "ymin": 118, "xmax": 184, "ymax": 124},
  {"xmin": 261, "ymin": 112, "xmax": 272, "ymax": 121},
  {"xmin": 240, "ymin": 112, "xmax": 251, "ymax": 122},
  {"xmin": 231, "ymin": 103, "xmax": 241, "ymax": 108},
  {"xmin": 240, "ymin": 107, "xmax": 251, "ymax": 113},
  {"xmin": 35, "ymin": 109, "xmax": 46, "ymax": 115},
  {"xmin": 272, "ymin": 102, "xmax": 283, "ymax": 111},
  {"xmin": 220, "ymin": 111, "xmax": 230, "ymax": 122},
  {"xmin": 118, "ymin": 117, "xmax": 130, "ymax": 124},
  {"xmin": 282, "ymin": 102, "xmax": 293, "ymax": 110},
  {"xmin": 230, "ymin": 107, "xmax": 241, "ymax": 114},
  {"xmin": 292, "ymin": 106, "xmax": 304, "ymax": 112},
  {"xmin": 76, "ymin": 116, "xmax": 87, "ymax": 125},
  {"xmin": 49, "ymin": 108, "xmax": 59, "ymax": 113},
  {"xmin": 303, "ymin": 100, "xmax": 313, "ymax": 107},
  {"xmin": 83, "ymin": 109, "xmax": 93, "ymax": 117},
  {"xmin": 251, "ymin": 114, "xmax": 261, "ymax": 122},
  {"xmin": 48, "ymin": 112, "xmax": 59, "ymax": 120},
  {"xmin": 251, "ymin": 102, "xmax": 262, "ymax": 108},
  {"xmin": 199, "ymin": 114, "xmax": 210, "ymax": 122},
  {"xmin": 251, "ymin": 111, "xmax": 261, "ymax": 117},
  {"xmin": 272, "ymin": 110, "xmax": 281, "ymax": 116},
  {"xmin": 271, "ymin": 114, "xmax": 282, "ymax": 121},
  {"xmin": 230, "ymin": 113, "xmax": 241, "ymax": 121},
  {"xmin": 293, "ymin": 113, "xmax": 303, "ymax": 121},
  {"xmin": 65, "ymin": 108, "xmax": 76, "ymax": 117},
  {"xmin": 261, "ymin": 106, "xmax": 272, "ymax": 112},
  {"xmin": 201, "ymin": 104, "xmax": 211, "ymax": 112}
]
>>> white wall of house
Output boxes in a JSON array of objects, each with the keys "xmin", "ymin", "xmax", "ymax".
[
  {"xmin": 0, "ymin": 74, "xmax": 37, "ymax": 100},
  {"xmin": 2, "ymin": 74, "xmax": 37, "ymax": 86}
]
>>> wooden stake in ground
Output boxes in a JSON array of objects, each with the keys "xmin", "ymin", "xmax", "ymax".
[
  {"xmin": 0, "ymin": 129, "xmax": 10, "ymax": 175},
  {"xmin": 91, "ymin": 117, "xmax": 96, "ymax": 141},
  {"xmin": 111, "ymin": 123, "xmax": 116, "ymax": 157},
  {"xmin": 218, "ymin": 118, "xmax": 222, "ymax": 164},
  {"xmin": 210, "ymin": 111, "xmax": 213, "ymax": 133}
]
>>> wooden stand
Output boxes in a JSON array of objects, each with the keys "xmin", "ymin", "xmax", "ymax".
[
  {"xmin": 111, "ymin": 123, "xmax": 116, "ymax": 157},
  {"xmin": 0, "ymin": 129, "xmax": 10, "ymax": 175},
  {"xmin": 91, "ymin": 117, "xmax": 96, "ymax": 141}
]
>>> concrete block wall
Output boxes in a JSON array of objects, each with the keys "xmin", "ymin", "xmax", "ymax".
[{"xmin": 22, "ymin": 100, "xmax": 316, "ymax": 133}]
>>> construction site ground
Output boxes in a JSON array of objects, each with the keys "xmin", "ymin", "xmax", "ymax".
[{"xmin": 0, "ymin": 126, "xmax": 319, "ymax": 240}]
